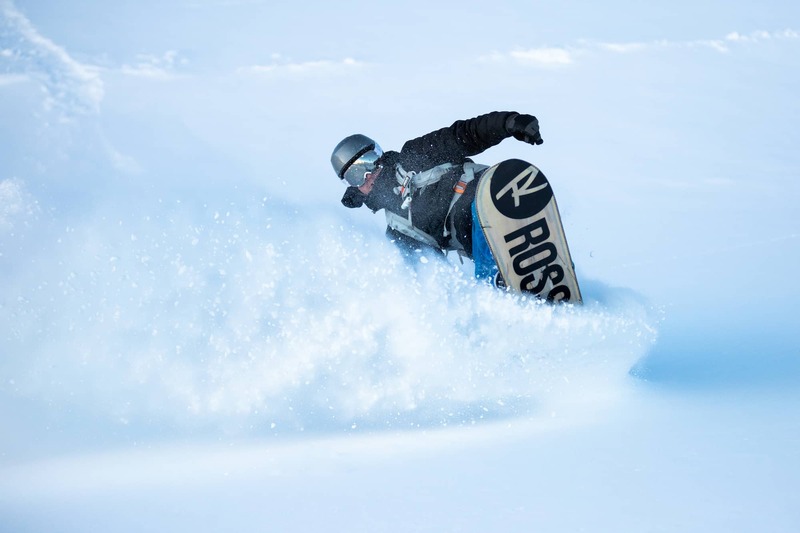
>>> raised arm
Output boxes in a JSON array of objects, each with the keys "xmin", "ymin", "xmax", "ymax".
[{"xmin": 399, "ymin": 111, "xmax": 542, "ymax": 170}]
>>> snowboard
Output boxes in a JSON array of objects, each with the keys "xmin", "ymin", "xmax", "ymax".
[{"xmin": 475, "ymin": 159, "xmax": 582, "ymax": 303}]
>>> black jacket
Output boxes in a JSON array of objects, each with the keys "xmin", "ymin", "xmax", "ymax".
[{"xmin": 341, "ymin": 111, "xmax": 518, "ymax": 257}]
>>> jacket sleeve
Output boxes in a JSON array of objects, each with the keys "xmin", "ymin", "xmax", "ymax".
[{"xmin": 399, "ymin": 111, "xmax": 517, "ymax": 170}]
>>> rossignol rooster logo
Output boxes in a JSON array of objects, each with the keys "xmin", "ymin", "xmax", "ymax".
[
  {"xmin": 495, "ymin": 167, "xmax": 549, "ymax": 207},
  {"xmin": 489, "ymin": 159, "xmax": 553, "ymax": 219}
]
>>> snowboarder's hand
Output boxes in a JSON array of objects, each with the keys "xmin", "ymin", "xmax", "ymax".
[{"xmin": 506, "ymin": 113, "xmax": 543, "ymax": 146}]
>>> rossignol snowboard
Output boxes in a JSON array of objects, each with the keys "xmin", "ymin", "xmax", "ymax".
[{"xmin": 475, "ymin": 159, "xmax": 582, "ymax": 303}]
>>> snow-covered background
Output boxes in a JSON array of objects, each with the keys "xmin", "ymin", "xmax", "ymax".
[{"xmin": 1, "ymin": 0, "xmax": 799, "ymax": 531}]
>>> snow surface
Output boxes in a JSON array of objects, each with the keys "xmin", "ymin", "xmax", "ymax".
[{"xmin": 1, "ymin": 1, "xmax": 799, "ymax": 531}]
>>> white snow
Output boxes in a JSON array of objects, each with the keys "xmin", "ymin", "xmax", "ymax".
[{"xmin": 1, "ymin": 1, "xmax": 799, "ymax": 532}]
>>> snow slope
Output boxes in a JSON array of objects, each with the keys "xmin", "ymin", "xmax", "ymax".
[{"xmin": 1, "ymin": 1, "xmax": 799, "ymax": 531}]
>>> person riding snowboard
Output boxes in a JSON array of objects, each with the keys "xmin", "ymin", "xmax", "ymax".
[{"xmin": 330, "ymin": 111, "xmax": 544, "ymax": 280}]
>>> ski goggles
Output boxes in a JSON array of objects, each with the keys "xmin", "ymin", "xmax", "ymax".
[{"xmin": 340, "ymin": 144, "xmax": 383, "ymax": 187}]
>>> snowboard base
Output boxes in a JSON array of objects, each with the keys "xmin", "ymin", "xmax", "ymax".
[{"xmin": 475, "ymin": 159, "xmax": 582, "ymax": 303}]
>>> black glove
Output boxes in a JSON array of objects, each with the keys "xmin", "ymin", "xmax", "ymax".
[
  {"xmin": 341, "ymin": 186, "xmax": 366, "ymax": 208},
  {"xmin": 506, "ymin": 113, "xmax": 543, "ymax": 146}
]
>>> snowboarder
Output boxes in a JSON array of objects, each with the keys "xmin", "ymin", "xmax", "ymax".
[{"xmin": 330, "ymin": 111, "xmax": 544, "ymax": 279}]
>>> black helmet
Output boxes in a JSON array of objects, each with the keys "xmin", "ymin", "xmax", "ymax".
[{"xmin": 330, "ymin": 134, "xmax": 383, "ymax": 187}]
